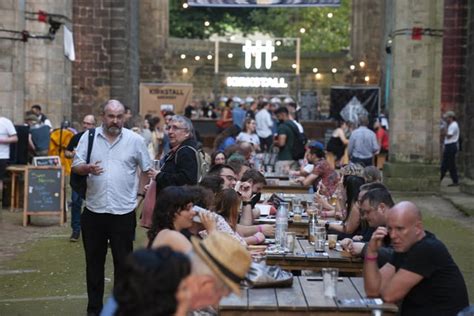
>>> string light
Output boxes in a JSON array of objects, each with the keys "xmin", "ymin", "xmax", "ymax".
[
  {"xmin": 292, "ymin": 64, "xmax": 297, "ymax": 69},
  {"xmin": 350, "ymin": 65, "xmax": 355, "ymax": 70},
  {"xmin": 229, "ymin": 35, "xmax": 235, "ymax": 41},
  {"xmin": 315, "ymin": 73, "xmax": 322, "ymax": 80},
  {"xmin": 331, "ymin": 68, "xmax": 337, "ymax": 74},
  {"xmin": 180, "ymin": 54, "xmax": 186, "ymax": 59},
  {"xmin": 312, "ymin": 67, "xmax": 319, "ymax": 73},
  {"xmin": 227, "ymin": 53, "xmax": 233, "ymax": 58},
  {"xmin": 207, "ymin": 54, "xmax": 213, "ymax": 60},
  {"xmin": 194, "ymin": 56, "xmax": 200, "ymax": 61},
  {"xmin": 275, "ymin": 40, "xmax": 282, "ymax": 46},
  {"xmin": 359, "ymin": 61, "xmax": 366, "ymax": 68},
  {"xmin": 364, "ymin": 75, "xmax": 370, "ymax": 82},
  {"xmin": 327, "ymin": 12, "xmax": 333, "ymax": 18},
  {"xmin": 204, "ymin": 21, "xmax": 210, "ymax": 27},
  {"xmin": 182, "ymin": 3, "xmax": 188, "ymax": 9},
  {"xmin": 300, "ymin": 28, "xmax": 306, "ymax": 34},
  {"xmin": 272, "ymin": 56, "xmax": 278, "ymax": 62},
  {"xmin": 182, "ymin": 67, "xmax": 188, "ymax": 74}
]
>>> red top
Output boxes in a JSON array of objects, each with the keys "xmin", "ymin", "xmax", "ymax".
[{"xmin": 376, "ymin": 128, "xmax": 389, "ymax": 151}]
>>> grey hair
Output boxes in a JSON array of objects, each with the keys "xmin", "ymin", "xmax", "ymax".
[
  {"xmin": 358, "ymin": 114, "xmax": 369, "ymax": 126},
  {"xmin": 171, "ymin": 115, "xmax": 195, "ymax": 139},
  {"xmin": 102, "ymin": 99, "xmax": 125, "ymax": 113}
]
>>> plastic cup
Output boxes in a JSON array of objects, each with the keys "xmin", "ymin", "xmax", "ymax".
[
  {"xmin": 322, "ymin": 268, "xmax": 339, "ymax": 298},
  {"xmin": 284, "ymin": 232, "xmax": 296, "ymax": 253},
  {"xmin": 328, "ymin": 234, "xmax": 338, "ymax": 249}
]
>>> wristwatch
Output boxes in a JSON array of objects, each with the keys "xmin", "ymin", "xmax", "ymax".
[
  {"xmin": 242, "ymin": 201, "xmax": 252, "ymax": 206},
  {"xmin": 325, "ymin": 222, "xmax": 330, "ymax": 231}
]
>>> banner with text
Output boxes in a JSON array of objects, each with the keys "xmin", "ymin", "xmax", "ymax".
[{"xmin": 140, "ymin": 83, "xmax": 193, "ymax": 118}]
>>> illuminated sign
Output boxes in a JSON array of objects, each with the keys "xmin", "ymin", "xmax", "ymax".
[
  {"xmin": 226, "ymin": 76, "xmax": 288, "ymax": 88},
  {"xmin": 242, "ymin": 40, "xmax": 275, "ymax": 69}
]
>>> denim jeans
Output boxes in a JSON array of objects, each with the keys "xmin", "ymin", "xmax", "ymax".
[{"xmin": 71, "ymin": 190, "xmax": 83, "ymax": 233}]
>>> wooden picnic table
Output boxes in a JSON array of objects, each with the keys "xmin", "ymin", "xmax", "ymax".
[
  {"xmin": 219, "ymin": 276, "xmax": 398, "ymax": 315},
  {"xmin": 262, "ymin": 180, "xmax": 310, "ymax": 194},
  {"xmin": 265, "ymin": 238, "xmax": 363, "ymax": 275},
  {"xmin": 256, "ymin": 215, "xmax": 339, "ymax": 237}
]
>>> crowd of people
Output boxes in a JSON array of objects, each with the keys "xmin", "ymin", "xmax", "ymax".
[{"xmin": 0, "ymin": 97, "xmax": 469, "ymax": 315}]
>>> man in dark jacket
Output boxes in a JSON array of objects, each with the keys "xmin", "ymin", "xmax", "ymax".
[{"xmin": 152, "ymin": 115, "xmax": 199, "ymax": 192}]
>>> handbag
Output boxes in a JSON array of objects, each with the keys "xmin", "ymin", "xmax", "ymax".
[
  {"xmin": 70, "ymin": 129, "xmax": 95, "ymax": 199},
  {"xmin": 139, "ymin": 180, "xmax": 157, "ymax": 229},
  {"xmin": 245, "ymin": 262, "xmax": 293, "ymax": 288}
]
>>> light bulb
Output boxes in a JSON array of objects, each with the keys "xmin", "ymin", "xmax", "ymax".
[
  {"xmin": 312, "ymin": 67, "xmax": 319, "ymax": 73},
  {"xmin": 182, "ymin": 67, "xmax": 188, "ymax": 74}
]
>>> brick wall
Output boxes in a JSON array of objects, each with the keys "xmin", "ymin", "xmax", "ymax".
[
  {"xmin": 72, "ymin": 0, "xmax": 139, "ymax": 125},
  {"xmin": 441, "ymin": 0, "xmax": 468, "ymax": 113},
  {"xmin": 462, "ymin": 3, "xmax": 474, "ymax": 180}
]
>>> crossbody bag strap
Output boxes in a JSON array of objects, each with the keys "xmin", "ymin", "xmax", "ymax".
[{"xmin": 85, "ymin": 128, "xmax": 96, "ymax": 164}]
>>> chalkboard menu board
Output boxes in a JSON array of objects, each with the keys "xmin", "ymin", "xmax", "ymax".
[
  {"xmin": 23, "ymin": 167, "xmax": 64, "ymax": 226},
  {"xmin": 300, "ymin": 90, "xmax": 318, "ymax": 120}
]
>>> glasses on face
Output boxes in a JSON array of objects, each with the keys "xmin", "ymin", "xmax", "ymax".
[{"xmin": 166, "ymin": 125, "xmax": 187, "ymax": 132}]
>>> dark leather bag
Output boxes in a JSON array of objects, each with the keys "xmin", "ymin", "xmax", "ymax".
[{"xmin": 70, "ymin": 129, "xmax": 95, "ymax": 199}]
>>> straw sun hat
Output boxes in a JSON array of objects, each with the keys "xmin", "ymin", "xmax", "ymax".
[{"xmin": 191, "ymin": 232, "xmax": 251, "ymax": 294}]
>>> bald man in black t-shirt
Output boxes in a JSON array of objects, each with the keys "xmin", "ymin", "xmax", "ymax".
[{"xmin": 363, "ymin": 201, "xmax": 468, "ymax": 316}]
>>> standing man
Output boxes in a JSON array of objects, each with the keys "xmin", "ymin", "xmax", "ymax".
[
  {"xmin": 364, "ymin": 201, "xmax": 468, "ymax": 315},
  {"xmin": 72, "ymin": 100, "xmax": 152, "ymax": 315},
  {"xmin": 65, "ymin": 114, "xmax": 96, "ymax": 242},
  {"xmin": 0, "ymin": 116, "xmax": 18, "ymax": 201},
  {"xmin": 440, "ymin": 111, "xmax": 459, "ymax": 186},
  {"xmin": 255, "ymin": 101, "xmax": 273, "ymax": 152},
  {"xmin": 348, "ymin": 114, "xmax": 379, "ymax": 166},
  {"xmin": 274, "ymin": 107, "xmax": 296, "ymax": 171},
  {"xmin": 31, "ymin": 104, "xmax": 52, "ymax": 128}
]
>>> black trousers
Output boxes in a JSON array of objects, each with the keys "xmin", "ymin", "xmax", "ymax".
[
  {"xmin": 441, "ymin": 143, "xmax": 459, "ymax": 184},
  {"xmin": 259, "ymin": 135, "xmax": 273, "ymax": 152},
  {"xmin": 81, "ymin": 208, "xmax": 136, "ymax": 314}
]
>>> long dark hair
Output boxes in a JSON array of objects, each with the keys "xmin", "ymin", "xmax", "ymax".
[
  {"xmin": 114, "ymin": 247, "xmax": 191, "ymax": 316},
  {"xmin": 214, "ymin": 188, "xmax": 241, "ymax": 230},
  {"xmin": 343, "ymin": 175, "xmax": 365, "ymax": 219},
  {"xmin": 147, "ymin": 186, "xmax": 194, "ymax": 247},
  {"xmin": 213, "ymin": 125, "xmax": 241, "ymax": 150}
]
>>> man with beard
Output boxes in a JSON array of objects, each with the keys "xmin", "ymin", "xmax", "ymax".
[{"xmin": 72, "ymin": 100, "xmax": 152, "ymax": 316}]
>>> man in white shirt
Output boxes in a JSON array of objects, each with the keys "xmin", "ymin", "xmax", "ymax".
[
  {"xmin": 0, "ymin": 117, "xmax": 18, "ymax": 199},
  {"xmin": 255, "ymin": 101, "xmax": 274, "ymax": 152},
  {"xmin": 72, "ymin": 100, "xmax": 152, "ymax": 315},
  {"xmin": 440, "ymin": 111, "xmax": 459, "ymax": 186}
]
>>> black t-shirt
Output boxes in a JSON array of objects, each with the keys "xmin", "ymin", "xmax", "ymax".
[
  {"xmin": 66, "ymin": 131, "xmax": 85, "ymax": 151},
  {"xmin": 389, "ymin": 231, "xmax": 468, "ymax": 316}
]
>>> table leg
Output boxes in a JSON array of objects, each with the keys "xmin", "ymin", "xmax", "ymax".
[{"xmin": 10, "ymin": 172, "xmax": 16, "ymax": 212}]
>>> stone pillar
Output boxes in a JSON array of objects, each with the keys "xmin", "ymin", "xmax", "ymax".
[
  {"xmin": 461, "ymin": 2, "xmax": 474, "ymax": 194},
  {"xmin": 350, "ymin": 0, "xmax": 385, "ymax": 85},
  {"xmin": 72, "ymin": 0, "xmax": 140, "ymax": 124},
  {"xmin": 0, "ymin": 0, "xmax": 72, "ymax": 127},
  {"xmin": 384, "ymin": 0, "xmax": 444, "ymax": 191},
  {"xmin": 139, "ymin": 0, "xmax": 168, "ymax": 82}
]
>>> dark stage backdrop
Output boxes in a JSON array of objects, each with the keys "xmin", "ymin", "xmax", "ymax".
[{"xmin": 329, "ymin": 85, "xmax": 380, "ymax": 123}]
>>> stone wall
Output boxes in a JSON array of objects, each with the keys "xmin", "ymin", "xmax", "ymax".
[
  {"xmin": 72, "ymin": 0, "xmax": 139, "ymax": 124},
  {"xmin": 0, "ymin": 0, "xmax": 72, "ymax": 127}
]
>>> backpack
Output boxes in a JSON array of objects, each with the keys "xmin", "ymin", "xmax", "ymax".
[
  {"xmin": 285, "ymin": 121, "xmax": 307, "ymax": 160},
  {"xmin": 175, "ymin": 145, "xmax": 209, "ymax": 182}
]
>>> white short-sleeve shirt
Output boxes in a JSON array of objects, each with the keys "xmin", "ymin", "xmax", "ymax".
[{"xmin": 0, "ymin": 117, "xmax": 17, "ymax": 159}]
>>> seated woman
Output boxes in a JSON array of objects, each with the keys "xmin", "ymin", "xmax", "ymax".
[
  {"xmin": 295, "ymin": 142, "xmax": 339, "ymax": 196},
  {"xmin": 147, "ymin": 186, "xmax": 213, "ymax": 252},
  {"xmin": 112, "ymin": 247, "xmax": 191, "ymax": 316},
  {"xmin": 213, "ymin": 125, "xmax": 241, "ymax": 152},
  {"xmin": 236, "ymin": 117, "xmax": 261, "ymax": 152},
  {"xmin": 213, "ymin": 189, "xmax": 265, "ymax": 246},
  {"xmin": 318, "ymin": 175, "xmax": 366, "ymax": 239},
  {"xmin": 210, "ymin": 150, "xmax": 226, "ymax": 168}
]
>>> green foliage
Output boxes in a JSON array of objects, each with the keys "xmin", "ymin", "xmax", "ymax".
[{"xmin": 170, "ymin": 1, "xmax": 351, "ymax": 53}]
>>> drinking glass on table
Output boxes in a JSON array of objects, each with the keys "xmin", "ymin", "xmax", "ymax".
[{"xmin": 322, "ymin": 268, "xmax": 339, "ymax": 298}]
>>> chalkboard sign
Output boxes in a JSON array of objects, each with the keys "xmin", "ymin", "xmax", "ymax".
[
  {"xmin": 23, "ymin": 166, "xmax": 64, "ymax": 226},
  {"xmin": 300, "ymin": 90, "xmax": 318, "ymax": 120}
]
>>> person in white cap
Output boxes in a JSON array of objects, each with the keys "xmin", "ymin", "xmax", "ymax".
[{"xmin": 440, "ymin": 111, "xmax": 459, "ymax": 186}]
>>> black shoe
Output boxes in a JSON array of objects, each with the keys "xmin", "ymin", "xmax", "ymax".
[
  {"xmin": 448, "ymin": 183, "xmax": 459, "ymax": 187},
  {"xmin": 70, "ymin": 231, "xmax": 80, "ymax": 242}
]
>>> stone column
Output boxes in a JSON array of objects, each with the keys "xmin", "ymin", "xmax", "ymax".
[{"xmin": 384, "ymin": 0, "xmax": 444, "ymax": 191}]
